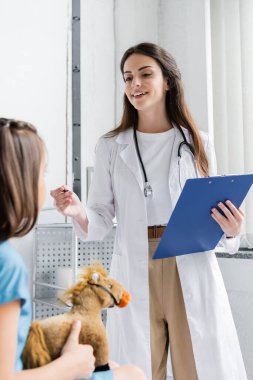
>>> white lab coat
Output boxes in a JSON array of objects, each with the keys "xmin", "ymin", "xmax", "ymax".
[{"xmin": 73, "ymin": 127, "xmax": 247, "ymax": 380}]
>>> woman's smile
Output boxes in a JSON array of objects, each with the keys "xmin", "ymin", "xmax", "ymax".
[{"xmin": 131, "ymin": 91, "xmax": 149, "ymax": 99}]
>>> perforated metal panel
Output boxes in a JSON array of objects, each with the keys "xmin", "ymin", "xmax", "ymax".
[
  {"xmin": 78, "ymin": 239, "xmax": 113, "ymax": 269},
  {"xmin": 33, "ymin": 224, "xmax": 115, "ymax": 320}
]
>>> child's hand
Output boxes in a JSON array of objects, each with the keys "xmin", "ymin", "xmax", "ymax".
[
  {"xmin": 50, "ymin": 186, "xmax": 83, "ymax": 218},
  {"xmin": 211, "ymin": 200, "xmax": 245, "ymax": 238},
  {"xmin": 61, "ymin": 320, "xmax": 95, "ymax": 379}
]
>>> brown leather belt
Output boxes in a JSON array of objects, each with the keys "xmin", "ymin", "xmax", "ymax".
[{"xmin": 148, "ymin": 225, "xmax": 166, "ymax": 239}]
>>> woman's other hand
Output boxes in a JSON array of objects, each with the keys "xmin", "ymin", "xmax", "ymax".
[
  {"xmin": 211, "ymin": 200, "xmax": 245, "ymax": 238},
  {"xmin": 61, "ymin": 320, "xmax": 95, "ymax": 379}
]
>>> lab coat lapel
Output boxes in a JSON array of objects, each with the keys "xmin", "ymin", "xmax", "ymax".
[
  {"xmin": 116, "ymin": 129, "xmax": 144, "ymax": 192},
  {"xmin": 168, "ymin": 127, "xmax": 182, "ymax": 208}
]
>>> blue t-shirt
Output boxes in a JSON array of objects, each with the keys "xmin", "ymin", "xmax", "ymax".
[
  {"xmin": 0, "ymin": 240, "xmax": 31, "ymax": 371},
  {"xmin": 89, "ymin": 370, "xmax": 113, "ymax": 380}
]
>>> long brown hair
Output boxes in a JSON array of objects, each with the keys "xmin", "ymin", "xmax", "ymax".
[
  {"xmin": 106, "ymin": 42, "xmax": 209, "ymax": 176},
  {"xmin": 0, "ymin": 118, "xmax": 44, "ymax": 241}
]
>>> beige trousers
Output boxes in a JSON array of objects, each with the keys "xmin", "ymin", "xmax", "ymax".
[{"xmin": 148, "ymin": 238, "xmax": 198, "ymax": 380}]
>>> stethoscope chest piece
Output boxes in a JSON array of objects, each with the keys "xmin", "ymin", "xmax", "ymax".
[{"xmin": 144, "ymin": 182, "xmax": 153, "ymax": 198}]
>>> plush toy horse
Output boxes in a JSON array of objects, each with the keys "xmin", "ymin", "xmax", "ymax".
[{"xmin": 23, "ymin": 264, "xmax": 131, "ymax": 371}]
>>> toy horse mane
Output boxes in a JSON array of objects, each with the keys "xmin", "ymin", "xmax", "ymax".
[
  {"xmin": 60, "ymin": 263, "xmax": 130, "ymax": 308},
  {"xmin": 61, "ymin": 263, "xmax": 107, "ymax": 305}
]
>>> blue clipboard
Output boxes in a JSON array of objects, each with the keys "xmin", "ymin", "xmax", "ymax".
[{"xmin": 153, "ymin": 174, "xmax": 253, "ymax": 259}]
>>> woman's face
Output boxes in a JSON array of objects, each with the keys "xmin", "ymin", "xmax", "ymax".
[
  {"xmin": 123, "ymin": 53, "xmax": 169, "ymax": 112},
  {"xmin": 38, "ymin": 153, "xmax": 46, "ymax": 210}
]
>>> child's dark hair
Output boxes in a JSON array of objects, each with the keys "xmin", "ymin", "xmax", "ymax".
[{"xmin": 0, "ymin": 118, "xmax": 44, "ymax": 241}]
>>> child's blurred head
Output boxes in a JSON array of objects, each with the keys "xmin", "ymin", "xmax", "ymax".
[{"xmin": 0, "ymin": 118, "xmax": 46, "ymax": 241}]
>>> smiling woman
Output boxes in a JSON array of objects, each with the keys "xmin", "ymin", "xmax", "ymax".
[
  {"xmin": 123, "ymin": 54, "xmax": 170, "ymax": 119},
  {"xmin": 51, "ymin": 42, "xmax": 247, "ymax": 380}
]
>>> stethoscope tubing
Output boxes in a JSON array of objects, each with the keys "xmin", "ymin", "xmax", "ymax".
[{"xmin": 133, "ymin": 124, "xmax": 196, "ymax": 196}]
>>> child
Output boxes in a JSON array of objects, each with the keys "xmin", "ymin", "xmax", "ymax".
[{"xmin": 0, "ymin": 118, "xmax": 146, "ymax": 380}]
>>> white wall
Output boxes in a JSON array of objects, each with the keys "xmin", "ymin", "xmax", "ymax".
[
  {"xmin": 159, "ymin": 0, "xmax": 213, "ymax": 136},
  {"xmin": 80, "ymin": 0, "xmax": 115, "ymax": 202},
  {"xmin": 210, "ymin": 0, "xmax": 253, "ymax": 243},
  {"xmin": 0, "ymin": 0, "xmax": 71, "ymax": 272},
  {"xmin": 114, "ymin": 0, "xmax": 160, "ymax": 125}
]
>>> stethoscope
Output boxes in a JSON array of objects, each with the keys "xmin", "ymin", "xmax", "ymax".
[{"xmin": 133, "ymin": 124, "xmax": 197, "ymax": 197}]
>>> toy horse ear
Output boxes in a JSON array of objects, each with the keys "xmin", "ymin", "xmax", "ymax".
[{"xmin": 91, "ymin": 272, "xmax": 100, "ymax": 283}]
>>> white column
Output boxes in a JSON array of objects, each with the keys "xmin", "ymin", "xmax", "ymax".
[
  {"xmin": 80, "ymin": 0, "xmax": 115, "ymax": 201},
  {"xmin": 211, "ymin": 0, "xmax": 244, "ymax": 174},
  {"xmin": 240, "ymin": 0, "xmax": 253, "ymax": 238}
]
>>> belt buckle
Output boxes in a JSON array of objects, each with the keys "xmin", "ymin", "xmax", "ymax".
[
  {"xmin": 148, "ymin": 225, "xmax": 162, "ymax": 238},
  {"xmin": 149, "ymin": 225, "xmax": 158, "ymax": 238}
]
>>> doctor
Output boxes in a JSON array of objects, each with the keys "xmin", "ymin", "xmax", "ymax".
[{"xmin": 51, "ymin": 43, "xmax": 247, "ymax": 380}]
